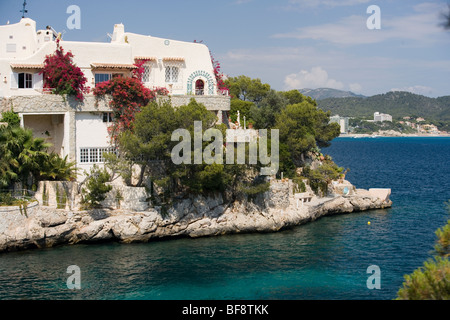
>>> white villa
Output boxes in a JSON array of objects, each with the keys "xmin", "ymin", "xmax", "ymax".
[{"xmin": 0, "ymin": 18, "xmax": 230, "ymax": 175}]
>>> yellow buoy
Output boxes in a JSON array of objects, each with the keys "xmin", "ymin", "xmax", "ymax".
[{"xmin": 368, "ymin": 221, "xmax": 371, "ymax": 225}]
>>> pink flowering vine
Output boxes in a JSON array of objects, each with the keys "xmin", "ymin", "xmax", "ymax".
[
  {"xmin": 210, "ymin": 52, "xmax": 228, "ymax": 93},
  {"xmin": 93, "ymin": 75, "xmax": 168, "ymax": 142},
  {"xmin": 40, "ymin": 39, "xmax": 89, "ymax": 101}
]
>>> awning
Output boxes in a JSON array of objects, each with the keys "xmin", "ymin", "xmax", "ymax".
[
  {"xmin": 10, "ymin": 63, "xmax": 44, "ymax": 69},
  {"xmin": 162, "ymin": 57, "xmax": 185, "ymax": 62},
  {"xmin": 134, "ymin": 56, "xmax": 157, "ymax": 61},
  {"xmin": 90, "ymin": 63, "xmax": 137, "ymax": 70}
]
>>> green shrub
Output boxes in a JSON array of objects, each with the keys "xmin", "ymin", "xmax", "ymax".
[
  {"xmin": 302, "ymin": 162, "xmax": 344, "ymax": 196},
  {"xmin": 0, "ymin": 192, "xmax": 14, "ymax": 206},
  {"xmin": 80, "ymin": 166, "xmax": 112, "ymax": 209},
  {"xmin": 292, "ymin": 177, "xmax": 307, "ymax": 193},
  {"xmin": 0, "ymin": 109, "xmax": 20, "ymax": 127},
  {"xmin": 396, "ymin": 257, "xmax": 450, "ymax": 300},
  {"xmin": 396, "ymin": 204, "xmax": 450, "ymax": 300},
  {"xmin": 238, "ymin": 178, "xmax": 270, "ymax": 200}
]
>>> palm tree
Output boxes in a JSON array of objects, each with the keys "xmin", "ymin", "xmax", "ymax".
[
  {"xmin": 37, "ymin": 153, "xmax": 78, "ymax": 181},
  {"xmin": 0, "ymin": 126, "xmax": 51, "ymax": 189},
  {"xmin": 0, "ymin": 151, "xmax": 18, "ymax": 188}
]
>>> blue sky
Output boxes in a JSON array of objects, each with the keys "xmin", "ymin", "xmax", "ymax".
[{"xmin": 1, "ymin": 0, "xmax": 450, "ymax": 97}]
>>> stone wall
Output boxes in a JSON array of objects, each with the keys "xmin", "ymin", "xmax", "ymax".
[
  {"xmin": 1, "ymin": 95, "xmax": 111, "ymax": 113},
  {"xmin": 33, "ymin": 180, "xmax": 150, "ymax": 212},
  {"xmin": 1, "ymin": 94, "xmax": 230, "ymax": 114},
  {"xmin": 159, "ymin": 95, "xmax": 231, "ymax": 111},
  {"xmin": 34, "ymin": 181, "xmax": 78, "ymax": 210},
  {"xmin": 101, "ymin": 184, "xmax": 150, "ymax": 211}
]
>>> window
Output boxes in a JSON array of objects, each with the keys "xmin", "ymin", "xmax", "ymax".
[
  {"xmin": 195, "ymin": 79, "xmax": 205, "ymax": 95},
  {"xmin": 142, "ymin": 63, "xmax": 151, "ymax": 83},
  {"xmin": 11, "ymin": 73, "xmax": 41, "ymax": 89},
  {"xmin": 18, "ymin": 73, "xmax": 33, "ymax": 89},
  {"xmin": 95, "ymin": 73, "xmax": 123, "ymax": 86},
  {"xmin": 6, "ymin": 43, "xmax": 16, "ymax": 53},
  {"xmin": 165, "ymin": 66, "xmax": 179, "ymax": 83},
  {"xmin": 80, "ymin": 148, "xmax": 89, "ymax": 163},
  {"xmin": 95, "ymin": 73, "xmax": 111, "ymax": 86},
  {"xmin": 103, "ymin": 112, "xmax": 114, "ymax": 123},
  {"xmin": 79, "ymin": 147, "xmax": 117, "ymax": 163}
]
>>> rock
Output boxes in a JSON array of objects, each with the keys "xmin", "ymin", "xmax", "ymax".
[
  {"xmin": 44, "ymin": 223, "xmax": 77, "ymax": 247},
  {"xmin": 77, "ymin": 220, "xmax": 109, "ymax": 241},
  {"xmin": 36, "ymin": 209, "xmax": 68, "ymax": 228},
  {"xmin": 369, "ymin": 188, "xmax": 391, "ymax": 202},
  {"xmin": 138, "ymin": 216, "xmax": 157, "ymax": 234},
  {"xmin": 111, "ymin": 217, "xmax": 139, "ymax": 240},
  {"xmin": 0, "ymin": 179, "xmax": 392, "ymax": 253}
]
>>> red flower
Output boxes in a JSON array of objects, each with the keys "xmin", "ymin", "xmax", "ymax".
[
  {"xmin": 40, "ymin": 44, "xmax": 89, "ymax": 101},
  {"xmin": 93, "ymin": 76, "xmax": 168, "ymax": 141}
]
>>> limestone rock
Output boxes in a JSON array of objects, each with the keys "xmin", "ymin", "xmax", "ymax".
[{"xmin": 0, "ymin": 178, "xmax": 392, "ymax": 253}]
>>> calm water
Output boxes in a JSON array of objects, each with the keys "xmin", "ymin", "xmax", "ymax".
[{"xmin": 0, "ymin": 137, "xmax": 449, "ymax": 300}]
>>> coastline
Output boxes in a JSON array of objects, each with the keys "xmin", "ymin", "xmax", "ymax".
[
  {"xmin": 341, "ymin": 132, "xmax": 450, "ymax": 138},
  {"xmin": 0, "ymin": 181, "xmax": 392, "ymax": 253}
]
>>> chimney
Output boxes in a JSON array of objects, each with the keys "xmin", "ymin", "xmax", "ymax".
[{"xmin": 111, "ymin": 23, "xmax": 125, "ymax": 43}]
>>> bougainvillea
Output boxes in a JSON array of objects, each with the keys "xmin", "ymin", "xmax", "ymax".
[
  {"xmin": 93, "ymin": 76, "xmax": 168, "ymax": 142},
  {"xmin": 40, "ymin": 40, "xmax": 89, "ymax": 101},
  {"xmin": 210, "ymin": 52, "xmax": 228, "ymax": 94},
  {"xmin": 132, "ymin": 59, "xmax": 147, "ymax": 80}
]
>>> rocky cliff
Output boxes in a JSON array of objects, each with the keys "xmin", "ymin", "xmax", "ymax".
[{"xmin": 0, "ymin": 180, "xmax": 391, "ymax": 253}]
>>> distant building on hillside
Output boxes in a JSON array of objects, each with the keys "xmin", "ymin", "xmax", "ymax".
[
  {"xmin": 418, "ymin": 124, "xmax": 439, "ymax": 134},
  {"xmin": 330, "ymin": 115, "xmax": 349, "ymax": 134},
  {"xmin": 374, "ymin": 112, "xmax": 392, "ymax": 122}
]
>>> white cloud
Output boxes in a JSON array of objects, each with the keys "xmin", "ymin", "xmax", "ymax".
[
  {"xmin": 233, "ymin": 0, "xmax": 253, "ymax": 5},
  {"xmin": 287, "ymin": 0, "xmax": 370, "ymax": 8},
  {"xmin": 390, "ymin": 85, "xmax": 435, "ymax": 96},
  {"xmin": 284, "ymin": 67, "xmax": 344, "ymax": 90},
  {"xmin": 272, "ymin": 6, "xmax": 446, "ymax": 46},
  {"xmin": 349, "ymin": 83, "xmax": 362, "ymax": 93}
]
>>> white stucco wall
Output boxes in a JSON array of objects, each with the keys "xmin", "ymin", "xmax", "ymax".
[
  {"xmin": 0, "ymin": 18, "xmax": 219, "ymax": 98},
  {"xmin": 75, "ymin": 112, "xmax": 112, "ymax": 174},
  {"xmin": 124, "ymin": 32, "xmax": 217, "ymax": 95},
  {"xmin": 0, "ymin": 18, "xmax": 39, "ymax": 60}
]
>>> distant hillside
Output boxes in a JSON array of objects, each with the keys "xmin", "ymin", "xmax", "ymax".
[
  {"xmin": 299, "ymin": 88, "xmax": 365, "ymax": 100},
  {"xmin": 314, "ymin": 91, "xmax": 450, "ymax": 123}
]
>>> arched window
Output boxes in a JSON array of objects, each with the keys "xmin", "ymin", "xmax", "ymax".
[{"xmin": 195, "ymin": 79, "xmax": 204, "ymax": 95}]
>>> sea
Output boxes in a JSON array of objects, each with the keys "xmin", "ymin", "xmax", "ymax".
[{"xmin": 0, "ymin": 137, "xmax": 449, "ymax": 301}]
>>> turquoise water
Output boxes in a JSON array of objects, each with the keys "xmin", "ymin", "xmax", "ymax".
[{"xmin": 0, "ymin": 137, "xmax": 449, "ymax": 300}]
